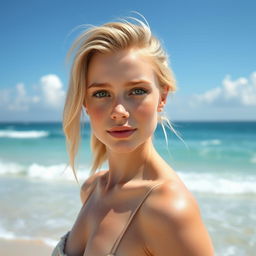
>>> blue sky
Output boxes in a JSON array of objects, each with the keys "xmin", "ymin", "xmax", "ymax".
[{"xmin": 0, "ymin": 0, "xmax": 255, "ymax": 121}]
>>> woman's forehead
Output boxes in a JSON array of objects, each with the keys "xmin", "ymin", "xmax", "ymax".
[{"xmin": 87, "ymin": 49, "xmax": 156, "ymax": 83}]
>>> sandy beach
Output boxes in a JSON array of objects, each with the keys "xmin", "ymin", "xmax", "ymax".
[{"xmin": 0, "ymin": 238, "xmax": 53, "ymax": 256}]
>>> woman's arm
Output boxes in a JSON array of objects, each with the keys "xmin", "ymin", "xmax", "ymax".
[
  {"xmin": 65, "ymin": 170, "xmax": 107, "ymax": 256},
  {"xmin": 140, "ymin": 182, "xmax": 215, "ymax": 256}
]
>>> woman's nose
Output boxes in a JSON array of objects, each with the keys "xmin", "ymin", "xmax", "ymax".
[{"xmin": 110, "ymin": 104, "xmax": 130, "ymax": 120}]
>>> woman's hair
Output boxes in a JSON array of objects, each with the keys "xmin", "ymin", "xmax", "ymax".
[{"xmin": 63, "ymin": 13, "xmax": 181, "ymax": 181}]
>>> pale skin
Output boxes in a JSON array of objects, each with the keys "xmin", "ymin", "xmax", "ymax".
[{"xmin": 65, "ymin": 48, "xmax": 215, "ymax": 256}]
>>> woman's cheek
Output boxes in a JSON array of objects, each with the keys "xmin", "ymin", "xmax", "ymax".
[
  {"xmin": 88, "ymin": 103, "xmax": 107, "ymax": 121},
  {"xmin": 136, "ymin": 99, "xmax": 158, "ymax": 121}
]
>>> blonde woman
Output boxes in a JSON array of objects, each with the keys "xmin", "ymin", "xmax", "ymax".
[{"xmin": 52, "ymin": 14, "xmax": 214, "ymax": 256}]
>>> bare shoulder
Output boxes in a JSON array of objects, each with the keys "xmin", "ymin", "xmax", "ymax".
[
  {"xmin": 140, "ymin": 180, "xmax": 215, "ymax": 256},
  {"xmin": 146, "ymin": 180, "xmax": 200, "ymax": 221},
  {"xmin": 80, "ymin": 170, "xmax": 108, "ymax": 204}
]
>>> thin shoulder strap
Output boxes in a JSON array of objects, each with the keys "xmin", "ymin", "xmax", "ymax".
[{"xmin": 108, "ymin": 182, "xmax": 164, "ymax": 255}]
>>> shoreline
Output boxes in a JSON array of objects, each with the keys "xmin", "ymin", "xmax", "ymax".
[{"xmin": 0, "ymin": 238, "xmax": 53, "ymax": 256}]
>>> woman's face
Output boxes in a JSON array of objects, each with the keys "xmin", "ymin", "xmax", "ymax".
[{"xmin": 85, "ymin": 48, "xmax": 167, "ymax": 153}]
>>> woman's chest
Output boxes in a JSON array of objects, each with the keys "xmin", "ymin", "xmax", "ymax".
[{"xmin": 82, "ymin": 193, "xmax": 149, "ymax": 256}]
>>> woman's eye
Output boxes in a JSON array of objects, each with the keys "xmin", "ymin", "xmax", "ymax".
[
  {"xmin": 92, "ymin": 90, "xmax": 110, "ymax": 98},
  {"xmin": 131, "ymin": 88, "xmax": 148, "ymax": 95},
  {"xmin": 92, "ymin": 88, "xmax": 148, "ymax": 98}
]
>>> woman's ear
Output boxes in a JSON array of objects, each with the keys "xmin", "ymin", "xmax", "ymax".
[{"xmin": 158, "ymin": 86, "xmax": 169, "ymax": 112}]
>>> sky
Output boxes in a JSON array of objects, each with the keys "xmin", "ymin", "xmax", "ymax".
[{"xmin": 0, "ymin": 0, "xmax": 255, "ymax": 122}]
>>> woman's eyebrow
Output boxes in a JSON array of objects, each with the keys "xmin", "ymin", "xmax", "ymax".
[{"xmin": 88, "ymin": 80, "xmax": 151, "ymax": 89}]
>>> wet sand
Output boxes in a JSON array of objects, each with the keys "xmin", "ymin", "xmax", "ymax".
[{"xmin": 0, "ymin": 238, "xmax": 53, "ymax": 256}]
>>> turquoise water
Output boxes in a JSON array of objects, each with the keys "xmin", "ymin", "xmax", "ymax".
[{"xmin": 0, "ymin": 121, "xmax": 255, "ymax": 255}]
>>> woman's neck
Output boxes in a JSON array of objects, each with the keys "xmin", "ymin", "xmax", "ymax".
[{"xmin": 104, "ymin": 139, "xmax": 162, "ymax": 191}]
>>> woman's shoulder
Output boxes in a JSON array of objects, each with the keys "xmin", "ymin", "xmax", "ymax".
[
  {"xmin": 140, "ymin": 179, "xmax": 214, "ymax": 255},
  {"xmin": 143, "ymin": 179, "xmax": 199, "ymax": 222},
  {"xmin": 80, "ymin": 170, "xmax": 108, "ymax": 204}
]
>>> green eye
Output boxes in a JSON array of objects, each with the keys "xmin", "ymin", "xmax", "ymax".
[
  {"xmin": 92, "ymin": 88, "xmax": 148, "ymax": 98},
  {"xmin": 131, "ymin": 88, "xmax": 148, "ymax": 95},
  {"xmin": 92, "ymin": 90, "xmax": 110, "ymax": 98}
]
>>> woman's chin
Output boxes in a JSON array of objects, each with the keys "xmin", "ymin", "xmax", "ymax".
[
  {"xmin": 107, "ymin": 145, "xmax": 137, "ymax": 154},
  {"xmin": 106, "ymin": 141, "xmax": 143, "ymax": 154}
]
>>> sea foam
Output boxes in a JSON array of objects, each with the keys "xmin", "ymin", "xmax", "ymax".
[
  {"xmin": 178, "ymin": 171, "xmax": 256, "ymax": 195},
  {"xmin": 0, "ymin": 130, "xmax": 49, "ymax": 138},
  {"xmin": 0, "ymin": 227, "xmax": 57, "ymax": 248},
  {"xmin": 200, "ymin": 139, "xmax": 222, "ymax": 146},
  {"xmin": 0, "ymin": 159, "xmax": 255, "ymax": 195},
  {"xmin": 0, "ymin": 159, "xmax": 89, "ymax": 182},
  {"xmin": 250, "ymin": 154, "xmax": 256, "ymax": 164}
]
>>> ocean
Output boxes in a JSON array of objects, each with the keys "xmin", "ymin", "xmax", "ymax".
[{"xmin": 0, "ymin": 121, "xmax": 255, "ymax": 256}]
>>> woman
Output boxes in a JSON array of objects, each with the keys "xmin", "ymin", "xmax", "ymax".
[{"xmin": 52, "ymin": 14, "xmax": 215, "ymax": 256}]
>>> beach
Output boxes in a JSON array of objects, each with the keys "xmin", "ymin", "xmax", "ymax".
[
  {"xmin": 0, "ymin": 238, "xmax": 53, "ymax": 256},
  {"xmin": 0, "ymin": 121, "xmax": 255, "ymax": 256}
]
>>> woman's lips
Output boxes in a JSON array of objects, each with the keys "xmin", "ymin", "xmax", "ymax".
[{"xmin": 107, "ymin": 129, "xmax": 137, "ymax": 138}]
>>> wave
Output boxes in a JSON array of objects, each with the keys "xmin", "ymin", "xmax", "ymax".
[
  {"xmin": 0, "ymin": 159, "xmax": 255, "ymax": 195},
  {"xmin": 0, "ymin": 130, "xmax": 49, "ymax": 139},
  {"xmin": 0, "ymin": 226, "xmax": 56, "ymax": 248},
  {"xmin": 178, "ymin": 171, "xmax": 256, "ymax": 195},
  {"xmin": 200, "ymin": 139, "xmax": 222, "ymax": 146},
  {"xmin": 0, "ymin": 226, "xmax": 16, "ymax": 240},
  {"xmin": 250, "ymin": 154, "xmax": 256, "ymax": 164},
  {"xmin": 0, "ymin": 160, "xmax": 89, "ymax": 181}
]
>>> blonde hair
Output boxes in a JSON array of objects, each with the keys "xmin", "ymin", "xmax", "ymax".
[{"xmin": 63, "ymin": 13, "xmax": 182, "ymax": 181}]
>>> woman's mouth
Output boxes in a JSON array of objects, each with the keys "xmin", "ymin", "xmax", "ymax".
[{"xmin": 107, "ymin": 128, "xmax": 137, "ymax": 138}]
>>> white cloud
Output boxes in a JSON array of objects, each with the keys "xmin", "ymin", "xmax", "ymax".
[
  {"xmin": 192, "ymin": 72, "xmax": 256, "ymax": 107},
  {"xmin": 1, "ymin": 72, "xmax": 255, "ymax": 121},
  {"xmin": 7, "ymin": 83, "xmax": 30, "ymax": 111},
  {"xmin": 40, "ymin": 74, "xmax": 66, "ymax": 109},
  {"xmin": 0, "ymin": 74, "xmax": 66, "ymax": 114},
  {"xmin": 0, "ymin": 88, "xmax": 10, "ymax": 105}
]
